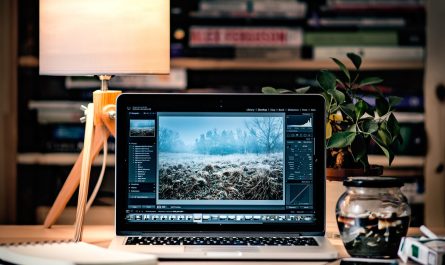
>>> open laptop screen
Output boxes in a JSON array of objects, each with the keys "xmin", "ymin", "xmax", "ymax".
[{"xmin": 116, "ymin": 94, "xmax": 326, "ymax": 234}]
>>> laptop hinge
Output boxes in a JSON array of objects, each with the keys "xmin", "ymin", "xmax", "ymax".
[{"xmin": 118, "ymin": 231, "xmax": 322, "ymax": 237}]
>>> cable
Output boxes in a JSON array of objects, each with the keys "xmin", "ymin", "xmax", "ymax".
[{"xmin": 86, "ymin": 136, "xmax": 108, "ymax": 213}]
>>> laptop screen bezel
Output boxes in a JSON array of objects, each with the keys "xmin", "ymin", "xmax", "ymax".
[{"xmin": 115, "ymin": 93, "xmax": 326, "ymax": 235}]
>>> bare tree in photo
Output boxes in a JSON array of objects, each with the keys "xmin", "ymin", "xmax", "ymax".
[
  {"xmin": 245, "ymin": 117, "xmax": 283, "ymax": 154},
  {"xmin": 159, "ymin": 128, "xmax": 184, "ymax": 152}
]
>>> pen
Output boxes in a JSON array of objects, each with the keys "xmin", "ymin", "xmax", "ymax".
[{"xmin": 420, "ymin": 225, "xmax": 439, "ymax": 239}]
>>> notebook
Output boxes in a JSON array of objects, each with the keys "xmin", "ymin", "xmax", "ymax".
[
  {"xmin": 0, "ymin": 241, "xmax": 157, "ymax": 265},
  {"xmin": 110, "ymin": 93, "xmax": 338, "ymax": 260}
]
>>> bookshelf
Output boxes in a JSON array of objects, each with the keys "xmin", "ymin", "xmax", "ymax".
[
  {"xmin": 15, "ymin": 0, "xmax": 427, "ymax": 225},
  {"xmin": 19, "ymin": 56, "xmax": 424, "ymax": 71},
  {"xmin": 16, "ymin": 153, "xmax": 424, "ymax": 168}
]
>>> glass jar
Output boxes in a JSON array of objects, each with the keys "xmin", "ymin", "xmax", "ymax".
[{"xmin": 336, "ymin": 177, "xmax": 411, "ymax": 258}]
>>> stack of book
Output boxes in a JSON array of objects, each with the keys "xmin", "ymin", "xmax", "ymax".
[
  {"xmin": 28, "ymin": 101, "xmax": 115, "ymax": 153},
  {"xmin": 175, "ymin": 0, "xmax": 307, "ymax": 59},
  {"xmin": 305, "ymin": 0, "xmax": 425, "ymax": 60},
  {"xmin": 173, "ymin": 0, "xmax": 425, "ymax": 61}
]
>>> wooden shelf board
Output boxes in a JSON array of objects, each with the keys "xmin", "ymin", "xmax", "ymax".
[
  {"xmin": 19, "ymin": 56, "xmax": 424, "ymax": 70},
  {"xmin": 369, "ymin": 155, "xmax": 424, "ymax": 168},
  {"xmin": 17, "ymin": 153, "xmax": 115, "ymax": 166},
  {"xmin": 171, "ymin": 58, "xmax": 424, "ymax": 71},
  {"xmin": 382, "ymin": 168, "xmax": 424, "ymax": 177},
  {"xmin": 18, "ymin": 55, "xmax": 38, "ymax": 67},
  {"xmin": 18, "ymin": 153, "xmax": 423, "ymax": 169}
]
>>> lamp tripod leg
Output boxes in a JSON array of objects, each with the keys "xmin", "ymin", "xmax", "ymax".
[
  {"xmin": 42, "ymin": 121, "xmax": 110, "ymax": 229},
  {"xmin": 73, "ymin": 103, "xmax": 94, "ymax": 242}
]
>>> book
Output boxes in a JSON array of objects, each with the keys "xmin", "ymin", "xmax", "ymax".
[
  {"xmin": 189, "ymin": 26, "xmax": 303, "ymax": 47},
  {"xmin": 307, "ymin": 17, "xmax": 406, "ymax": 28},
  {"xmin": 0, "ymin": 241, "xmax": 157, "ymax": 265},
  {"xmin": 64, "ymin": 69, "xmax": 187, "ymax": 90},
  {"xmin": 304, "ymin": 31, "xmax": 399, "ymax": 46},
  {"xmin": 312, "ymin": 46, "xmax": 424, "ymax": 60},
  {"xmin": 29, "ymin": 100, "xmax": 88, "ymax": 124},
  {"xmin": 326, "ymin": 0, "xmax": 424, "ymax": 11},
  {"xmin": 195, "ymin": 0, "xmax": 307, "ymax": 19},
  {"xmin": 199, "ymin": 0, "xmax": 247, "ymax": 13}
]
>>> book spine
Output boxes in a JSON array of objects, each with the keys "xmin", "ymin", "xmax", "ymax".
[
  {"xmin": 312, "ymin": 46, "xmax": 424, "ymax": 60},
  {"xmin": 307, "ymin": 18, "xmax": 406, "ymax": 28},
  {"xmin": 189, "ymin": 27, "xmax": 303, "ymax": 47},
  {"xmin": 199, "ymin": 0, "xmax": 248, "ymax": 12},
  {"xmin": 326, "ymin": 0, "xmax": 425, "ymax": 10},
  {"xmin": 304, "ymin": 31, "xmax": 399, "ymax": 46},
  {"xmin": 65, "ymin": 69, "xmax": 187, "ymax": 90},
  {"xmin": 197, "ymin": 0, "xmax": 307, "ymax": 18},
  {"xmin": 37, "ymin": 110, "xmax": 83, "ymax": 124},
  {"xmin": 253, "ymin": 0, "xmax": 307, "ymax": 17}
]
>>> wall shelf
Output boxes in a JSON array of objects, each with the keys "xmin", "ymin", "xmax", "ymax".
[
  {"xmin": 171, "ymin": 58, "xmax": 424, "ymax": 71},
  {"xmin": 17, "ymin": 152, "xmax": 424, "ymax": 170},
  {"xmin": 368, "ymin": 155, "xmax": 424, "ymax": 168},
  {"xmin": 18, "ymin": 56, "xmax": 424, "ymax": 71},
  {"xmin": 17, "ymin": 153, "xmax": 115, "ymax": 166}
]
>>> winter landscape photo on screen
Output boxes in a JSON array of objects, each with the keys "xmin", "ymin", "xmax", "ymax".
[
  {"xmin": 158, "ymin": 114, "xmax": 284, "ymax": 202},
  {"xmin": 130, "ymin": 119, "xmax": 155, "ymax": 137}
]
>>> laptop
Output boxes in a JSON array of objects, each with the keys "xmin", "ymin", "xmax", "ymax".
[{"xmin": 109, "ymin": 93, "xmax": 338, "ymax": 260}]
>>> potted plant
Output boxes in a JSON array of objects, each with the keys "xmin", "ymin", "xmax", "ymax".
[{"xmin": 262, "ymin": 53, "xmax": 403, "ymax": 180}]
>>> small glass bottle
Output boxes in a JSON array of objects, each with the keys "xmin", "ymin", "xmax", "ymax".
[{"xmin": 336, "ymin": 177, "xmax": 411, "ymax": 258}]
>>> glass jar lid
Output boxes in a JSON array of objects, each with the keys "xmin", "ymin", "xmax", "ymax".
[{"xmin": 343, "ymin": 177, "xmax": 404, "ymax": 188}]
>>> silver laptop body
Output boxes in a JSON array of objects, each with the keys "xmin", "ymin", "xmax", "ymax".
[{"xmin": 110, "ymin": 94, "xmax": 338, "ymax": 260}]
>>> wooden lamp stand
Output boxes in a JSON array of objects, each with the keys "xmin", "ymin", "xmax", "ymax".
[{"xmin": 43, "ymin": 76, "xmax": 121, "ymax": 241}]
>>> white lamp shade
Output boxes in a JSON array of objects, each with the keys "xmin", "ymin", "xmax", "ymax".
[{"xmin": 39, "ymin": 0, "xmax": 170, "ymax": 76}]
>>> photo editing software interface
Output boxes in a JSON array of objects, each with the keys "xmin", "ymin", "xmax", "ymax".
[{"xmin": 125, "ymin": 106, "xmax": 317, "ymax": 225}]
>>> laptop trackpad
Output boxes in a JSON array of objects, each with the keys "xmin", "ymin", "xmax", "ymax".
[{"xmin": 185, "ymin": 246, "xmax": 260, "ymax": 253}]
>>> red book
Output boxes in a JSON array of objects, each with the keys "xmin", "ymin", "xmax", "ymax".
[{"xmin": 190, "ymin": 27, "xmax": 303, "ymax": 47}]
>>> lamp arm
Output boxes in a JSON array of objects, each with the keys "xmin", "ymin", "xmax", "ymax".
[
  {"xmin": 43, "ymin": 90, "xmax": 120, "ymax": 229},
  {"xmin": 73, "ymin": 103, "xmax": 95, "ymax": 242},
  {"xmin": 43, "ymin": 126, "xmax": 110, "ymax": 228}
]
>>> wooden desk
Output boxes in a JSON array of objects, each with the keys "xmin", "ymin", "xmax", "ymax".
[{"xmin": 0, "ymin": 225, "xmax": 433, "ymax": 265}]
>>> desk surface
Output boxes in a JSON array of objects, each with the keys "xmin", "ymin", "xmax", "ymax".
[{"xmin": 0, "ymin": 225, "xmax": 433, "ymax": 265}]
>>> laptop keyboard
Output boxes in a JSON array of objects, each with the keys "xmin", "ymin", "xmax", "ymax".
[{"xmin": 125, "ymin": 236, "xmax": 318, "ymax": 246}]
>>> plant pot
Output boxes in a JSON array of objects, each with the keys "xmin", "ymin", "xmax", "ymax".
[
  {"xmin": 326, "ymin": 165, "xmax": 384, "ymax": 181},
  {"xmin": 336, "ymin": 177, "xmax": 411, "ymax": 258},
  {"xmin": 325, "ymin": 165, "xmax": 384, "ymax": 232}
]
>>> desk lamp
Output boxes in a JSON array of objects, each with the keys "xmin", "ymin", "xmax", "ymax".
[{"xmin": 39, "ymin": 0, "xmax": 170, "ymax": 241}]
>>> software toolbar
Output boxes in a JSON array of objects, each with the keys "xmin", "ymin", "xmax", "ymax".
[{"xmin": 126, "ymin": 213, "xmax": 315, "ymax": 224}]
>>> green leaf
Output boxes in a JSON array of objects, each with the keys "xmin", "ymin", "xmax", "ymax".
[
  {"xmin": 347, "ymin": 124, "xmax": 357, "ymax": 132},
  {"xmin": 375, "ymin": 96, "xmax": 390, "ymax": 116},
  {"xmin": 295, "ymin": 86, "xmax": 310, "ymax": 94},
  {"xmin": 347, "ymin": 53, "xmax": 362, "ymax": 70},
  {"xmin": 340, "ymin": 103, "xmax": 356, "ymax": 121},
  {"xmin": 321, "ymin": 91, "xmax": 333, "ymax": 115},
  {"xmin": 388, "ymin": 96, "xmax": 403, "ymax": 109},
  {"xmin": 277, "ymin": 88, "xmax": 293, "ymax": 94},
  {"xmin": 359, "ymin": 77, "xmax": 384, "ymax": 87},
  {"xmin": 362, "ymin": 119, "xmax": 379, "ymax": 134},
  {"xmin": 262, "ymin": 87, "xmax": 279, "ymax": 94},
  {"xmin": 331, "ymin": 57, "xmax": 350, "ymax": 81},
  {"xmin": 327, "ymin": 89, "xmax": 346, "ymax": 105},
  {"xmin": 377, "ymin": 127, "xmax": 392, "ymax": 146},
  {"xmin": 354, "ymin": 100, "xmax": 367, "ymax": 119},
  {"xmin": 317, "ymin": 70, "xmax": 337, "ymax": 91},
  {"xmin": 371, "ymin": 134, "xmax": 395, "ymax": 166},
  {"xmin": 387, "ymin": 113, "xmax": 401, "ymax": 142},
  {"xmin": 336, "ymin": 79, "xmax": 345, "ymax": 88},
  {"xmin": 351, "ymin": 134, "xmax": 366, "ymax": 162},
  {"xmin": 327, "ymin": 131, "xmax": 356, "ymax": 149}
]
